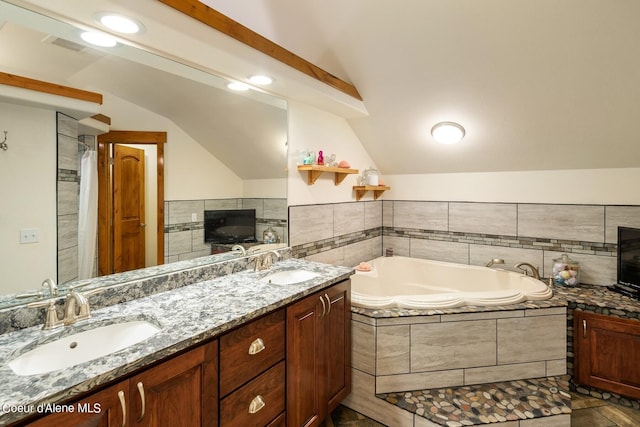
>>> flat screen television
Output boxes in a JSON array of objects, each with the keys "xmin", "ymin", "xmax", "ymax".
[
  {"xmin": 204, "ymin": 209, "xmax": 257, "ymax": 244},
  {"xmin": 617, "ymin": 226, "xmax": 640, "ymax": 291}
]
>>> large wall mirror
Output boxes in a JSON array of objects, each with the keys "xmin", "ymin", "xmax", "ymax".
[{"xmin": 0, "ymin": 0, "xmax": 288, "ymax": 308}]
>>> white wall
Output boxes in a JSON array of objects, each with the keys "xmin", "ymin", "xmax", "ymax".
[
  {"xmin": 287, "ymin": 101, "xmax": 378, "ymax": 205},
  {"xmin": 100, "ymin": 93, "xmax": 243, "ymax": 201},
  {"xmin": 243, "ymin": 178, "xmax": 287, "ymax": 199},
  {"xmin": 0, "ymin": 102, "xmax": 57, "ymax": 294},
  {"xmin": 384, "ymin": 168, "xmax": 640, "ymax": 204}
]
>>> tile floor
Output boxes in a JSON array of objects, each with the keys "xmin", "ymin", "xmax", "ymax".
[{"xmin": 323, "ymin": 392, "xmax": 640, "ymax": 427}]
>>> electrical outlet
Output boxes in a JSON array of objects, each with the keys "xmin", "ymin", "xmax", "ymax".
[
  {"xmin": 191, "ymin": 213, "xmax": 197, "ymax": 221},
  {"xmin": 20, "ymin": 228, "xmax": 39, "ymax": 244}
]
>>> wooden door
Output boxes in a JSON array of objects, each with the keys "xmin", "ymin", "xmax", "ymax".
[
  {"xmin": 286, "ymin": 292, "xmax": 323, "ymax": 427},
  {"xmin": 113, "ymin": 144, "xmax": 145, "ymax": 273},
  {"xmin": 24, "ymin": 380, "xmax": 128, "ymax": 427},
  {"xmin": 129, "ymin": 341, "xmax": 218, "ymax": 427},
  {"xmin": 322, "ymin": 280, "xmax": 351, "ymax": 414},
  {"xmin": 575, "ymin": 311, "xmax": 640, "ymax": 399}
]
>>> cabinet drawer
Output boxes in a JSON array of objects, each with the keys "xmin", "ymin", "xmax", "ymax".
[
  {"xmin": 220, "ymin": 309, "xmax": 285, "ymax": 396},
  {"xmin": 220, "ymin": 361, "xmax": 285, "ymax": 427}
]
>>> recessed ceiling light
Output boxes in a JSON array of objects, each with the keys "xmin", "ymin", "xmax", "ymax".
[
  {"xmin": 431, "ymin": 121, "xmax": 466, "ymax": 144},
  {"xmin": 227, "ymin": 82, "xmax": 250, "ymax": 91},
  {"xmin": 248, "ymin": 75, "xmax": 273, "ymax": 85},
  {"xmin": 80, "ymin": 31, "xmax": 117, "ymax": 47},
  {"xmin": 97, "ymin": 13, "xmax": 143, "ymax": 34}
]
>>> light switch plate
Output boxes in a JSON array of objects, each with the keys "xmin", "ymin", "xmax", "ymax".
[{"xmin": 20, "ymin": 228, "xmax": 39, "ymax": 244}]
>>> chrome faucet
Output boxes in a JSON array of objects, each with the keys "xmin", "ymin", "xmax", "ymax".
[
  {"xmin": 486, "ymin": 258, "xmax": 505, "ymax": 268},
  {"xmin": 514, "ymin": 262, "xmax": 541, "ymax": 280},
  {"xmin": 231, "ymin": 244, "xmax": 247, "ymax": 256},
  {"xmin": 251, "ymin": 250, "xmax": 281, "ymax": 271}
]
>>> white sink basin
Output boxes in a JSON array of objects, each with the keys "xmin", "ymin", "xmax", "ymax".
[
  {"xmin": 8, "ymin": 320, "xmax": 161, "ymax": 376},
  {"xmin": 261, "ymin": 269, "xmax": 320, "ymax": 285}
]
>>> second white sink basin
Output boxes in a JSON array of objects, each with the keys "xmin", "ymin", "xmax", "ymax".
[
  {"xmin": 261, "ymin": 269, "xmax": 320, "ymax": 285},
  {"xmin": 8, "ymin": 320, "xmax": 161, "ymax": 376}
]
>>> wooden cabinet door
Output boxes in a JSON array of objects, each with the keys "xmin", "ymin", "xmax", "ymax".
[
  {"xmin": 322, "ymin": 280, "xmax": 351, "ymax": 414},
  {"xmin": 575, "ymin": 311, "xmax": 640, "ymax": 399},
  {"xmin": 130, "ymin": 340, "xmax": 218, "ymax": 427},
  {"xmin": 286, "ymin": 291, "xmax": 323, "ymax": 427},
  {"xmin": 24, "ymin": 380, "xmax": 128, "ymax": 427}
]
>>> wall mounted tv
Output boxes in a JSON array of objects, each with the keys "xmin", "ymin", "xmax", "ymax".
[
  {"xmin": 615, "ymin": 226, "xmax": 640, "ymax": 298},
  {"xmin": 204, "ymin": 209, "xmax": 257, "ymax": 244}
]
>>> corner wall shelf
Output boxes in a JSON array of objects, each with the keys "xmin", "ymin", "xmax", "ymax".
[
  {"xmin": 353, "ymin": 185, "xmax": 390, "ymax": 201},
  {"xmin": 297, "ymin": 164, "xmax": 358, "ymax": 185}
]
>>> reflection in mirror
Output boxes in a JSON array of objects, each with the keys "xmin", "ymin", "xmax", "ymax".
[{"xmin": 0, "ymin": 1, "xmax": 288, "ymax": 309}]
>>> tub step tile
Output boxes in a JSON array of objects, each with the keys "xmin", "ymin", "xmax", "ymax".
[{"xmin": 376, "ymin": 376, "xmax": 571, "ymax": 426}]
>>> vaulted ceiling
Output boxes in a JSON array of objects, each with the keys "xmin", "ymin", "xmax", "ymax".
[{"xmin": 204, "ymin": 0, "xmax": 640, "ymax": 175}]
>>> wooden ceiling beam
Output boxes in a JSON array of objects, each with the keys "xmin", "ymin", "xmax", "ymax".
[{"xmin": 157, "ymin": 0, "xmax": 363, "ymax": 101}]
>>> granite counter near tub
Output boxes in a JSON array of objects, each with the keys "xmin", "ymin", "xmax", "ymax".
[{"xmin": 0, "ymin": 258, "xmax": 353, "ymax": 426}]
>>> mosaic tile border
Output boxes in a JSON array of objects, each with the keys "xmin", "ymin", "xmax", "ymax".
[
  {"xmin": 291, "ymin": 227, "xmax": 382, "ymax": 258},
  {"xmin": 377, "ymin": 376, "xmax": 572, "ymax": 426},
  {"xmin": 384, "ymin": 227, "xmax": 617, "ymax": 257},
  {"xmin": 57, "ymin": 168, "xmax": 78, "ymax": 183}
]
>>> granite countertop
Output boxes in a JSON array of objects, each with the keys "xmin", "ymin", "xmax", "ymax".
[{"xmin": 0, "ymin": 258, "xmax": 352, "ymax": 426}]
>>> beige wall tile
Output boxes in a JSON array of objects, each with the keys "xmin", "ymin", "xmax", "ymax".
[
  {"xmin": 344, "ymin": 237, "xmax": 381, "ymax": 267},
  {"xmin": 204, "ymin": 198, "xmax": 240, "ymax": 210},
  {"xmin": 168, "ymin": 200, "xmax": 204, "ymax": 225},
  {"xmin": 450, "ymin": 202, "xmax": 517, "ymax": 236},
  {"xmin": 58, "ymin": 214, "xmax": 78, "ymax": 250},
  {"xmin": 442, "ymin": 311, "xmax": 524, "ymax": 323},
  {"xmin": 376, "ymin": 369, "xmax": 464, "ymax": 393},
  {"xmin": 546, "ymin": 359, "xmax": 567, "ymax": 376},
  {"xmin": 57, "ymin": 114, "xmax": 78, "ymax": 138},
  {"xmin": 377, "ymin": 316, "xmax": 441, "ymax": 326},
  {"xmin": 364, "ymin": 201, "xmax": 383, "ymax": 229},
  {"xmin": 352, "ymin": 313, "xmax": 376, "ymax": 326},
  {"xmin": 393, "ymin": 201, "xmax": 448, "ymax": 230},
  {"xmin": 382, "ymin": 201, "xmax": 394, "ymax": 227},
  {"xmin": 382, "ymin": 236, "xmax": 410, "ymax": 257},
  {"xmin": 58, "ymin": 246, "xmax": 78, "ymax": 283},
  {"xmin": 410, "ymin": 238, "xmax": 469, "ymax": 264},
  {"xmin": 497, "ymin": 315, "xmax": 566, "ymax": 364},
  {"xmin": 352, "ymin": 320, "xmax": 376, "ymax": 374},
  {"xmin": 517, "ymin": 204, "xmax": 604, "ymax": 242},
  {"xmin": 411, "ymin": 320, "xmax": 496, "ymax": 371},
  {"xmin": 167, "ymin": 230, "xmax": 192, "ymax": 256},
  {"xmin": 191, "ymin": 229, "xmax": 209, "ymax": 252},
  {"xmin": 377, "ymin": 325, "xmax": 410, "ymax": 375},
  {"xmin": 464, "ymin": 362, "xmax": 546, "ymax": 385},
  {"xmin": 57, "ymin": 181, "xmax": 78, "ymax": 215},
  {"xmin": 543, "ymin": 251, "xmax": 616, "ymax": 286},
  {"xmin": 58, "ymin": 133, "xmax": 78, "ymax": 171},
  {"xmin": 605, "ymin": 205, "xmax": 640, "ymax": 243},
  {"xmin": 289, "ymin": 204, "xmax": 334, "ymax": 246},
  {"xmin": 240, "ymin": 198, "xmax": 264, "ymax": 217},
  {"xmin": 305, "ymin": 246, "xmax": 344, "ymax": 265},
  {"xmin": 525, "ymin": 307, "xmax": 567, "ymax": 317},
  {"xmin": 263, "ymin": 198, "xmax": 287, "ymax": 220},
  {"xmin": 342, "ymin": 369, "xmax": 415, "ymax": 427},
  {"xmin": 334, "ymin": 202, "xmax": 365, "ymax": 236}
]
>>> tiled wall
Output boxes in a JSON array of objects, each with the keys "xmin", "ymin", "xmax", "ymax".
[
  {"xmin": 289, "ymin": 199, "xmax": 640, "ymax": 285},
  {"xmin": 289, "ymin": 201, "xmax": 383, "ymax": 267},
  {"xmin": 382, "ymin": 201, "xmax": 640, "ymax": 286},
  {"xmin": 56, "ymin": 113, "xmax": 79, "ymax": 284},
  {"xmin": 165, "ymin": 198, "xmax": 288, "ymax": 263}
]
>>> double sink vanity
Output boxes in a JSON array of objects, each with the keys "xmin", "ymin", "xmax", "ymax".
[{"xmin": 0, "ymin": 250, "xmax": 352, "ymax": 427}]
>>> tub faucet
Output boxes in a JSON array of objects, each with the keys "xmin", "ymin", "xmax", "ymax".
[
  {"xmin": 231, "ymin": 244, "xmax": 246, "ymax": 256},
  {"xmin": 514, "ymin": 262, "xmax": 541, "ymax": 280},
  {"xmin": 486, "ymin": 258, "xmax": 505, "ymax": 268}
]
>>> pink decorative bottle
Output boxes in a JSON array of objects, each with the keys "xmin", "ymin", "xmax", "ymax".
[{"xmin": 317, "ymin": 150, "xmax": 324, "ymax": 165}]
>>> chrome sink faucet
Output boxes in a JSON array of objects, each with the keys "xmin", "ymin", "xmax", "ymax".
[
  {"xmin": 251, "ymin": 250, "xmax": 281, "ymax": 271},
  {"xmin": 514, "ymin": 262, "xmax": 541, "ymax": 280}
]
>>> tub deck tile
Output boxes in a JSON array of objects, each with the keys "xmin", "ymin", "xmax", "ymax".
[{"xmin": 376, "ymin": 376, "xmax": 571, "ymax": 426}]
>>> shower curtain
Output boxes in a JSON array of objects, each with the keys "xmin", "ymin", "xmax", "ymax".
[{"xmin": 78, "ymin": 149, "xmax": 98, "ymax": 279}]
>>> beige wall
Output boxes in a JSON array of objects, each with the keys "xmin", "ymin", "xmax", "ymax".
[
  {"xmin": 0, "ymin": 102, "xmax": 57, "ymax": 293},
  {"xmin": 287, "ymin": 101, "xmax": 378, "ymax": 205}
]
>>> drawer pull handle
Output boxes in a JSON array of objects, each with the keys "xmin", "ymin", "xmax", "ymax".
[
  {"xmin": 320, "ymin": 295, "xmax": 327, "ymax": 317},
  {"xmin": 136, "ymin": 381, "xmax": 146, "ymax": 422},
  {"xmin": 583, "ymin": 319, "xmax": 587, "ymax": 338},
  {"xmin": 248, "ymin": 395, "xmax": 266, "ymax": 414},
  {"xmin": 117, "ymin": 390, "xmax": 126, "ymax": 427},
  {"xmin": 325, "ymin": 294, "xmax": 331, "ymax": 315},
  {"xmin": 248, "ymin": 338, "xmax": 266, "ymax": 355}
]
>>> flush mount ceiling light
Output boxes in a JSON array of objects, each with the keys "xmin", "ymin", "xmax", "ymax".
[
  {"xmin": 80, "ymin": 31, "xmax": 117, "ymax": 47},
  {"xmin": 227, "ymin": 81, "xmax": 251, "ymax": 91},
  {"xmin": 96, "ymin": 13, "xmax": 144, "ymax": 34},
  {"xmin": 430, "ymin": 121, "xmax": 466, "ymax": 144},
  {"xmin": 248, "ymin": 75, "xmax": 273, "ymax": 86}
]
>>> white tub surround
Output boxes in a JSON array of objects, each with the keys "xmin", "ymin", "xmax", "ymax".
[{"xmin": 352, "ymin": 256, "xmax": 552, "ymax": 309}]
